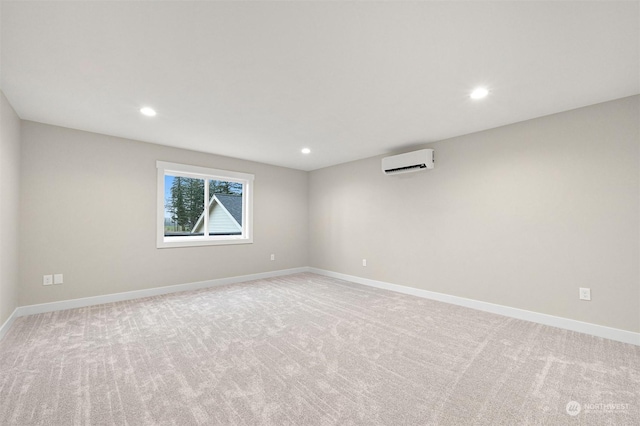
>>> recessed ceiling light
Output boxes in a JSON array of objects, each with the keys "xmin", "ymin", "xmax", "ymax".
[
  {"xmin": 470, "ymin": 87, "xmax": 489, "ymax": 100},
  {"xmin": 301, "ymin": 148, "xmax": 311, "ymax": 154},
  {"xmin": 140, "ymin": 107, "xmax": 157, "ymax": 117}
]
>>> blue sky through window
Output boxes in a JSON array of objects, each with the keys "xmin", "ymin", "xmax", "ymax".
[{"xmin": 164, "ymin": 175, "xmax": 174, "ymax": 221}]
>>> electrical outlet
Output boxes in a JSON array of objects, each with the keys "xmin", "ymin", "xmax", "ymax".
[
  {"xmin": 579, "ymin": 287, "xmax": 591, "ymax": 301},
  {"xmin": 43, "ymin": 275, "xmax": 53, "ymax": 286},
  {"xmin": 362, "ymin": 259, "xmax": 367, "ymax": 267},
  {"xmin": 54, "ymin": 274, "xmax": 63, "ymax": 285},
  {"xmin": 270, "ymin": 254, "xmax": 275, "ymax": 261}
]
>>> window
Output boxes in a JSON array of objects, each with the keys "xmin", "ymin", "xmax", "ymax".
[{"xmin": 157, "ymin": 161, "xmax": 254, "ymax": 248}]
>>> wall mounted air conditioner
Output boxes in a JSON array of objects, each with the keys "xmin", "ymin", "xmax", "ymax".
[{"xmin": 382, "ymin": 149, "xmax": 434, "ymax": 175}]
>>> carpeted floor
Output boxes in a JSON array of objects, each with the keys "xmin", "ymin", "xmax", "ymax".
[{"xmin": 0, "ymin": 273, "xmax": 638, "ymax": 425}]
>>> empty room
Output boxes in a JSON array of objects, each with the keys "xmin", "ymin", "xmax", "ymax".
[{"xmin": 0, "ymin": 1, "xmax": 638, "ymax": 425}]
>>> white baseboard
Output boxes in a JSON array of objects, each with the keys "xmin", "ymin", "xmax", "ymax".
[
  {"xmin": 12, "ymin": 267, "xmax": 309, "ymax": 319},
  {"xmin": 3, "ymin": 266, "xmax": 638, "ymax": 347},
  {"xmin": 309, "ymin": 268, "xmax": 640, "ymax": 346},
  {"xmin": 0, "ymin": 308, "xmax": 19, "ymax": 342}
]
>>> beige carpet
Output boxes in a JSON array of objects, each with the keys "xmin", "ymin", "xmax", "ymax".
[{"xmin": 0, "ymin": 273, "xmax": 638, "ymax": 425}]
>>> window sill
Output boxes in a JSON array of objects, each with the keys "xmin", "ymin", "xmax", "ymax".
[{"xmin": 157, "ymin": 236, "xmax": 253, "ymax": 249}]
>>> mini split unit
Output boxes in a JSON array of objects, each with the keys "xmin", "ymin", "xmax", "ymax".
[{"xmin": 382, "ymin": 149, "xmax": 434, "ymax": 175}]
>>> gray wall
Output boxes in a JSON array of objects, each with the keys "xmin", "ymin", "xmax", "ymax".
[
  {"xmin": 0, "ymin": 91, "xmax": 21, "ymax": 326},
  {"xmin": 9, "ymin": 95, "xmax": 640, "ymax": 334},
  {"xmin": 19, "ymin": 121, "xmax": 308, "ymax": 306},
  {"xmin": 309, "ymin": 96, "xmax": 639, "ymax": 332}
]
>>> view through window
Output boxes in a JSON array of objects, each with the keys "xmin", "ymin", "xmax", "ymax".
[{"xmin": 157, "ymin": 162, "xmax": 253, "ymax": 248}]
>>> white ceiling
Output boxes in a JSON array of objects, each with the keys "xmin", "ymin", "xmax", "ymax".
[{"xmin": 2, "ymin": 1, "xmax": 638, "ymax": 171}]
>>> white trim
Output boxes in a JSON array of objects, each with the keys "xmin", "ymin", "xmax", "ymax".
[
  {"xmin": 156, "ymin": 161, "xmax": 255, "ymax": 183},
  {"xmin": 3, "ymin": 267, "xmax": 638, "ymax": 347},
  {"xmin": 0, "ymin": 308, "xmax": 19, "ymax": 341},
  {"xmin": 158, "ymin": 234, "xmax": 250, "ymax": 248},
  {"xmin": 157, "ymin": 161, "xmax": 254, "ymax": 248},
  {"xmin": 157, "ymin": 165, "xmax": 165, "ymax": 247},
  {"xmin": 12, "ymin": 268, "xmax": 308, "ymax": 319},
  {"xmin": 309, "ymin": 268, "xmax": 640, "ymax": 346}
]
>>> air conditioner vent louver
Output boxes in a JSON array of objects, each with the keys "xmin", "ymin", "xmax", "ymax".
[
  {"xmin": 382, "ymin": 149, "xmax": 434, "ymax": 175},
  {"xmin": 385, "ymin": 164, "xmax": 427, "ymax": 174}
]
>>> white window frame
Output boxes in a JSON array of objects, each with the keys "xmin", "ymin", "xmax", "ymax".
[{"xmin": 157, "ymin": 161, "xmax": 254, "ymax": 248}]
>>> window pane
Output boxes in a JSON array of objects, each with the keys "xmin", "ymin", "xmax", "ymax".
[
  {"xmin": 164, "ymin": 175, "xmax": 206, "ymax": 237},
  {"xmin": 157, "ymin": 161, "xmax": 254, "ymax": 248},
  {"xmin": 207, "ymin": 179, "xmax": 243, "ymax": 236}
]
